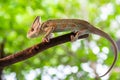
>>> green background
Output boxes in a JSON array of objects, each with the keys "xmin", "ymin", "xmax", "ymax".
[{"xmin": 0, "ymin": 0, "xmax": 120, "ymax": 80}]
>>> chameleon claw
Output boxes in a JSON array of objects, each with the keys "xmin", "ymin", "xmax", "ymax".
[
  {"xmin": 70, "ymin": 35, "xmax": 74, "ymax": 42},
  {"xmin": 70, "ymin": 35, "xmax": 77, "ymax": 42},
  {"xmin": 42, "ymin": 38, "xmax": 50, "ymax": 42}
]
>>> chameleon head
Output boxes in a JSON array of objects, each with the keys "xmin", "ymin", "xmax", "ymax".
[{"xmin": 27, "ymin": 16, "xmax": 42, "ymax": 38}]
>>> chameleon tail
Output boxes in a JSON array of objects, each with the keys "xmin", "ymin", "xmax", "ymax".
[{"xmin": 89, "ymin": 26, "xmax": 118, "ymax": 77}]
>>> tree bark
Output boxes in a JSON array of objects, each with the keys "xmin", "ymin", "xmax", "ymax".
[{"xmin": 0, "ymin": 33, "xmax": 89, "ymax": 68}]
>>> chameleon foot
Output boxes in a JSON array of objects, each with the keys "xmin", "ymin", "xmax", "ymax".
[
  {"xmin": 70, "ymin": 35, "xmax": 78, "ymax": 42},
  {"xmin": 42, "ymin": 37, "xmax": 50, "ymax": 42}
]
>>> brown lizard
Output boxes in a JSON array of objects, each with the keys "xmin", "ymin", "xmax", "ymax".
[{"xmin": 27, "ymin": 16, "xmax": 118, "ymax": 77}]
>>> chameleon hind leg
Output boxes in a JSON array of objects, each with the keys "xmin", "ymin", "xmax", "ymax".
[{"xmin": 71, "ymin": 29, "xmax": 88, "ymax": 42}]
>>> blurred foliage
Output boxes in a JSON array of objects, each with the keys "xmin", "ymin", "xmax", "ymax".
[{"xmin": 0, "ymin": 0, "xmax": 120, "ymax": 80}]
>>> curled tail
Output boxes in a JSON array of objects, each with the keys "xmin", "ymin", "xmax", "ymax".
[{"xmin": 89, "ymin": 26, "xmax": 118, "ymax": 77}]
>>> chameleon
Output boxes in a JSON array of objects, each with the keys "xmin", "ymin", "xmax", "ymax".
[{"xmin": 27, "ymin": 16, "xmax": 118, "ymax": 77}]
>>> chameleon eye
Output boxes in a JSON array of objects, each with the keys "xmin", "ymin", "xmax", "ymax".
[{"xmin": 31, "ymin": 28, "xmax": 34, "ymax": 31}]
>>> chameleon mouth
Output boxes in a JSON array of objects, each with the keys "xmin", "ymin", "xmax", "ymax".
[
  {"xmin": 27, "ymin": 32, "xmax": 39, "ymax": 38},
  {"xmin": 27, "ymin": 34, "xmax": 32, "ymax": 38},
  {"xmin": 27, "ymin": 33, "xmax": 35, "ymax": 38}
]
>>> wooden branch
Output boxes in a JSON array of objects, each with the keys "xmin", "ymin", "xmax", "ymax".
[{"xmin": 0, "ymin": 33, "xmax": 89, "ymax": 68}]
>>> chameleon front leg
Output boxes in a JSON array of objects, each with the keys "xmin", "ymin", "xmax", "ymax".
[
  {"xmin": 42, "ymin": 27, "xmax": 55, "ymax": 42},
  {"xmin": 71, "ymin": 29, "xmax": 88, "ymax": 42}
]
